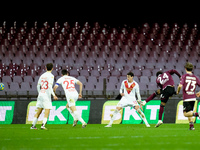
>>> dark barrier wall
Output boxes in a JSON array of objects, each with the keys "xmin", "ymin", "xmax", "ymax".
[{"xmin": 0, "ymin": 99, "xmax": 199, "ymax": 124}]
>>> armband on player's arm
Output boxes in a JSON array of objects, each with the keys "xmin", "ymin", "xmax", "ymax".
[{"xmin": 53, "ymin": 83, "xmax": 59, "ymax": 93}]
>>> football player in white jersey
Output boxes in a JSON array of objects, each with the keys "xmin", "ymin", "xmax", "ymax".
[
  {"xmin": 105, "ymin": 72, "xmax": 150, "ymax": 127},
  {"xmin": 31, "ymin": 63, "xmax": 58, "ymax": 130},
  {"xmin": 53, "ymin": 69, "xmax": 87, "ymax": 128}
]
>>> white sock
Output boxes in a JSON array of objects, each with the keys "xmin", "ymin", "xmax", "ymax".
[
  {"xmin": 32, "ymin": 117, "xmax": 38, "ymax": 126},
  {"xmin": 42, "ymin": 117, "xmax": 47, "ymax": 126},
  {"xmin": 109, "ymin": 109, "xmax": 119, "ymax": 125},
  {"xmin": 137, "ymin": 109, "xmax": 149, "ymax": 125},
  {"xmin": 67, "ymin": 107, "xmax": 77, "ymax": 120},
  {"xmin": 73, "ymin": 111, "xmax": 85, "ymax": 124}
]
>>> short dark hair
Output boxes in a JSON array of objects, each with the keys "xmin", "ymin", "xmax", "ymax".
[
  {"xmin": 156, "ymin": 71, "xmax": 163, "ymax": 77},
  {"xmin": 61, "ymin": 69, "xmax": 69, "ymax": 75},
  {"xmin": 46, "ymin": 63, "xmax": 53, "ymax": 71},
  {"xmin": 185, "ymin": 62, "xmax": 193, "ymax": 71},
  {"xmin": 127, "ymin": 71, "xmax": 134, "ymax": 77}
]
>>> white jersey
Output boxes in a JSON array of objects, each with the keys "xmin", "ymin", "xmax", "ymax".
[
  {"xmin": 37, "ymin": 71, "xmax": 55, "ymax": 99},
  {"xmin": 55, "ymin": 75, "xmax": 79, "ymax": 96},
  {"xmin": 120, "ymin": 79, "xmax": 141, "ymax": 101}
]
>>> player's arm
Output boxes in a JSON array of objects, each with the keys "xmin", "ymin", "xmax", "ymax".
[
  {"xmin": 176, "ymin": 84, "xmax": 182, "ymax": 95},
  {"xmin": 49, "ymin": 77, "xmax": 58, "ymax": 100},
  {"xmin": 37, "ymin": 77, "xmax": 41, "ymax": 93},
  {"xmin": 169, "ymin": 69, "xmax": 181, "ymax": 78},
  {"xmin": 119, "ymin": 81, "xmax": 124, "ymax": 96},
  {"xmin": 53, "ymin": 78, "xmax": 62, "ymax": 97},
  {"xmin": 76, "ymin": 81, "xmax": 83, "ymax": 98},
  {"xmin": 135, "ymin": 84, "xmax": 144, "ymax": 109},
  {"xmin": 195, "ymin": 78, "xmax": 200, "ymax": 97},
  {"xmin": 53, "ymin": 83, "xmax": 59, "ymax": 93},
  {"xmin": 136, "ymin": 84, "xmax": 141, "ymax": 102},
  {"xmin": 196, "ymin": 91, "xmax": 200, "ymax": 97}
]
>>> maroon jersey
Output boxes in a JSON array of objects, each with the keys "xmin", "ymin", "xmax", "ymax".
[
  {"xmin": 179, "ymin": 73, "xmax": 200, "ymax": 101},
  {"xmin": 156, "ymin": 69, "xmax": 181, "ymax": 89}
]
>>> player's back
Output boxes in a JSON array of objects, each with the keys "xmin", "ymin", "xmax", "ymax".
[
  {"xmin": 180, "ymin": 73, "xmax": 200, "ymax": 100},
  {"xmin": 57, "ymin": 75, "xmax": 78, "ymax": 94},
  {"xmin": 38, "ymin": 72, "xmax": 54, "ymax": 96},
  {"xmin": 156, "ymin": 71, "xmax": 175, "ymax": 89}
]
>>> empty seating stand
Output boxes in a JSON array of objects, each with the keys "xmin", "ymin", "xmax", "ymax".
[{"xmin": 0, "ymin": 21, "xmax": 199, "ymax": 99}]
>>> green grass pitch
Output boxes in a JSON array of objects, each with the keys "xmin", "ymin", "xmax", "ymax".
[{"xmin": 0, "ymin": 124, "xmax": 200, "ymax": 150}]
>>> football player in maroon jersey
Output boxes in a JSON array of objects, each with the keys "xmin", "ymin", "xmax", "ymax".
[
  {"xmin": 177, "ymin": 62, "xmax": 200, "ymax": 130},
  {"xmin": 143, "ymin": 69, "xmax": 181, "ymax": 127}
]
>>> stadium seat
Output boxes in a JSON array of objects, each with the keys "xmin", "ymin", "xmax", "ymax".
[
  {"xmin": 69, "ymin": 69, "xmax": 79, "ymax": 78},
  {"xmin": 24, "ymin": 76, "xmax": 34, "ymax": 84},
  {"xmin": 18, "ymin": 82, "xmax": 31, "ymax": 95},
  {"xmin": 79, "ymin": 70, "xmax": 90, "ymax": 78},
  {"xmin": 110, "ymin": 70, "xmax": 121, "ymax": 77},
  {"xmin": 141, "ymin": 69, "xmax": 152, "ymax": 76},
  {"xmin": 7, "ymin": 82, "xmax": 19, "ymax": 95},
  {"xmin": 138, "ymin": 82, "xmax": 147, "ymax": 95},
  {"xmin": 2, "ymin": 76, "xmax": 12, "ymax": 84},
  {"xmin": 108, "ymin": 76, "xmax": 118, "ymax": 84},
  {"xmin": 147, "ymin": 82, "xmax": 158, "ymax": 94},
  {"xmin": 90, "ymin": 70, "xmax": 100, "ymax": 77},
  {"xmin": 13, "ymin": 76, "xmax": 23, "ymax": 84},
  {"xmin": 77, "ymin": 76, "xmax": 87, "ymax": 84},
  {"xmin": 150, "ymin": 76, "xmax": 157, "ymax": 83},
  {"xmin": 140, "ymin": 76, "xmax": 149, "ymax": 84},
  {"xmin": 106, "ymin": 82, "xmax": 116, "ymax": 95},
  {"xmin": 84, "ymin": 82, "xmax": 95, "ymax": 95},
  {"xmin": 100, "ymin": 70, "xmax": 110, "ymax": 78},
  {"xmin": 93, "ymin": 82, "xmax": 103, "ymax": 95},
  {"xmin": 1, "ymin": 20, "xmax": 200, "ymax": 98}
]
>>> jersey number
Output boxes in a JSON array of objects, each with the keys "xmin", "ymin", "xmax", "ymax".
[
  {"xmin": 63, "ymin": 80, "xmax": 75, "ymax": 89},
  {"xmin": 158, "ymin": 73, "xmax": 169, "ymax": 84},
  {"xmin": 185, "ymin": 79, "xmax": 196, "ymax": 91},
  {"xmin": 41, "ymin": 80, "xmax": 48, "ymax": 90}
]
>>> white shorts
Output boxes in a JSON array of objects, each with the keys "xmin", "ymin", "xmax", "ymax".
[
  {"xmin": 117, "ymin": 96, "xmax": 139, "ymax": 108},
  {"xmin": 36, "ymin": 95, "xmax": 52, "ymax": 109},
  {"xmin": 66, "ymin": 92, "xmax": 78, "ymax": 107}
]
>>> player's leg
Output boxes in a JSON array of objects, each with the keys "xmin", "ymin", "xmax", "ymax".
[
  {"xmin": 135, "ymin": 105, "xmax": 150, "ymax": 127},
  {"xmin": 183, "ymin": 101, "xmax": 196, "ymax": 130},
  {"xmin": 68, "ymin": 95, "xmax": 87, "ymax": 128},
  {"xmin": 105, "ymin": 97, "xmax": 127, "ymax": 127},
  {"xmin": 145, "ymin": 89, "xmax": 161, "ymax": 103},
  {"xmin": 183, "ymin": 101, "xmax": 199, "ymax": 117},
  {"xmin": 41, "ymin": 109, "xmax": 50, "ymax": 130},
  {"xmin": 70, "ymin": 105, "xmax": 87, "ymax": 128},
  {"xmin": 41, "ymin": 98, "xmax": 53, "ymax": 130},
  {"xmin": 155, "ymin": 101, "xmax": 165, "ymax": 127},
  {"xmin": 66, "ymin": 103, "xmax": 78, "ymax": 126},
  {"xmin": 31, "ymin": 108, "xmax": 43, "ymax": 129},
  {"xmin": 105, "ymin": 106, "xmax": 122, "ymax": 127},
  {"xmin": 155, "ymin": 87, "xmax": 174, "ymax": 127},
  {"xmin": 188, "ymin": 116, "xmax": 195, "ymax": 130}
]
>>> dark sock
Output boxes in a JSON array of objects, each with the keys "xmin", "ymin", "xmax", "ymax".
[
  {"xmin": 189, "ymin": 122, "xmax": 194, "ymax": 128},
  {"xmin": 146, "ymin": 93, "xmax": 156, "ymax": 103},
  {"xmin": 193, "ymin": 112, "xmax": 199, "ymax": 117},
  {"xmin": 159, "ymin": 105, "xmax": 164, "ymax": 120}
]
